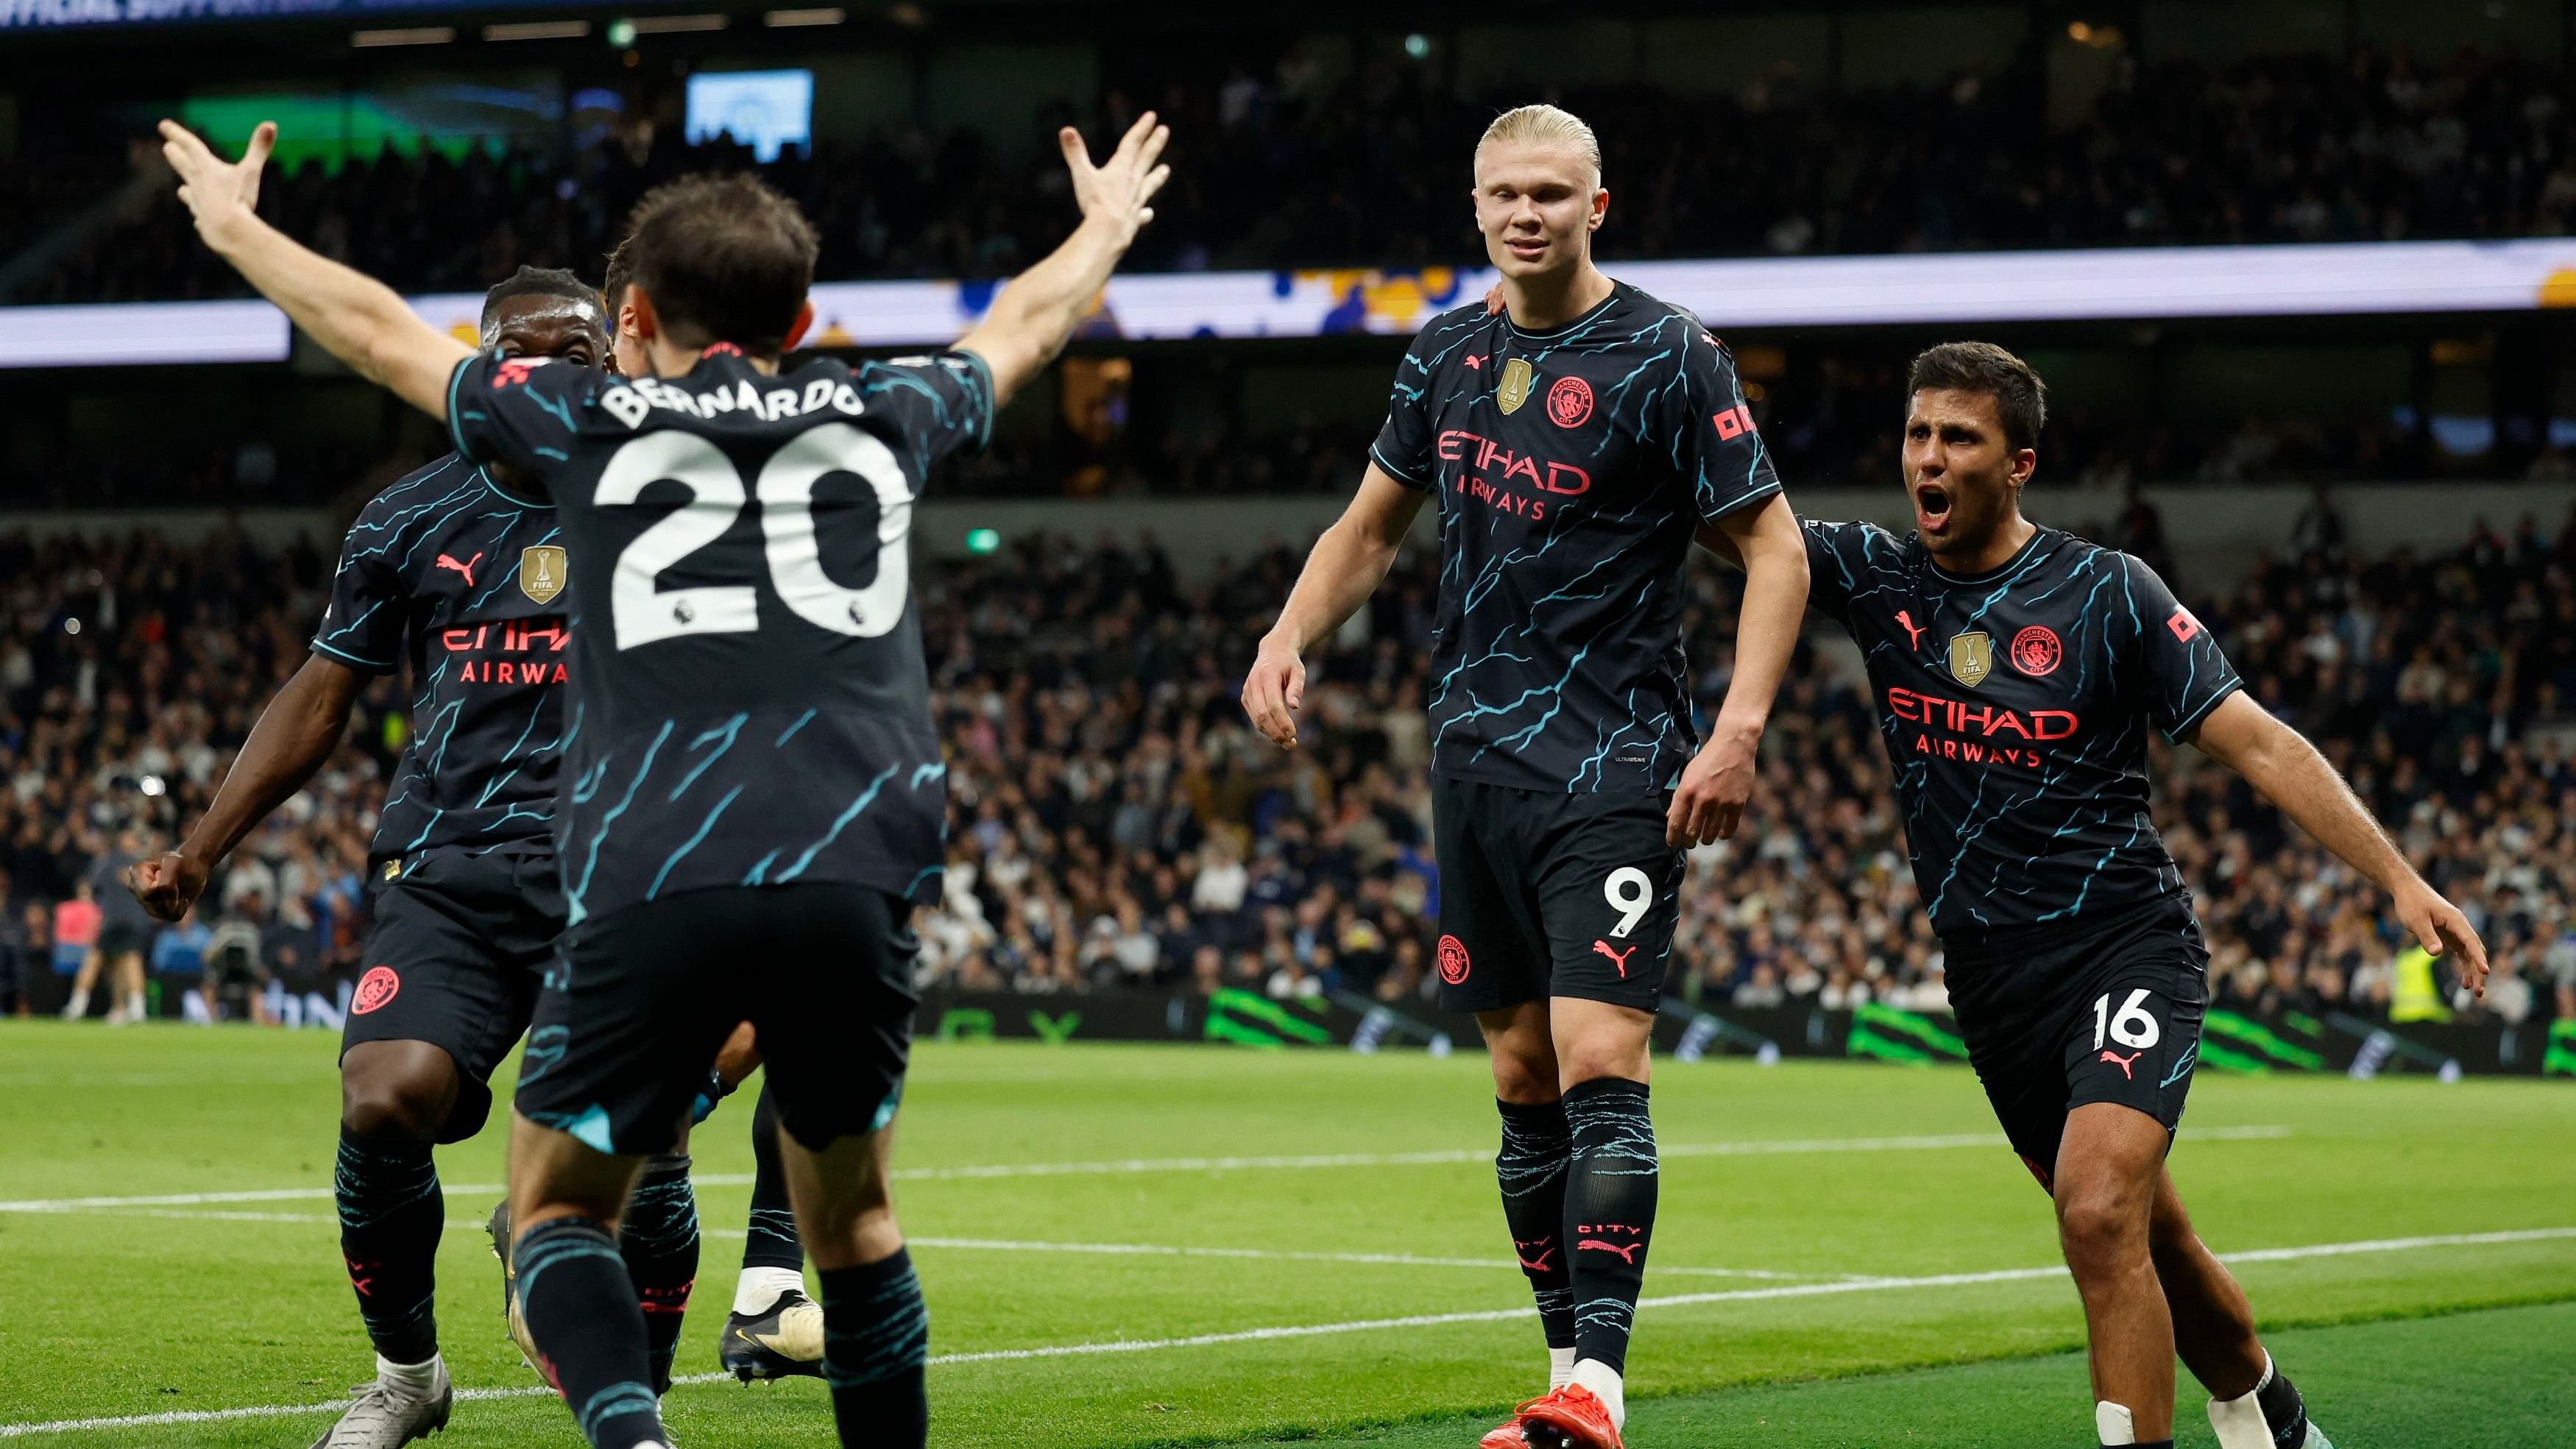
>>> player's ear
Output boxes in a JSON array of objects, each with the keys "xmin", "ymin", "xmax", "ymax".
[
  {"xmin": 782, "ymin": 299, "xmax": 815, "ymax": 353},
  {"xmin": 1590, "ymin": 187, "xmax": 1607, "ymax": 233},
  {"xmin": 629, "ymin": 286, "xmax": 661, "ymax": 342},
  {"xmin": 2011, "ymin": 448, "xmax": 2038, "ymax": 487}
]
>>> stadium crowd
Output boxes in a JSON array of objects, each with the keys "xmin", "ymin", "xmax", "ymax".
[
  {"xmin": 8, "ymin": 43, "xmax": 2573, "ymax": 305},
  {"xmin": 1, "ymin": 504, "xmax": 2570, "ymax": 1034}
]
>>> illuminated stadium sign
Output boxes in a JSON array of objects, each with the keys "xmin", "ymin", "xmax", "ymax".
[
  {"xmin": 0, "ymin": 0, "xmax": 587, "ymax": 26},
  {"xmin": 7, "ymin": 238, "xmax": 2576, "ymax": 368}
]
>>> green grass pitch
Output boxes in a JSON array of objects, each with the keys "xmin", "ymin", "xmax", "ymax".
[{"xmin": 1, "ymin": 1023, "xmax": 2569, "ymax": 1447}]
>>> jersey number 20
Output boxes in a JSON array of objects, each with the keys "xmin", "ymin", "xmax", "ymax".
[{"xmin": 596, "ymin": 424, "xmax": 912, "ymax": 649}]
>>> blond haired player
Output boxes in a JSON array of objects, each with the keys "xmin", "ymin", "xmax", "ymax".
[{"xmin": 1245, "ymin": 104, "xmax": 1808, "ymax": 1449}]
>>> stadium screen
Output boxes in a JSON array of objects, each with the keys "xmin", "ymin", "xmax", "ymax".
[{"xmin": 683, "ymin": 69, "xmax": 813, "ymax": 163}]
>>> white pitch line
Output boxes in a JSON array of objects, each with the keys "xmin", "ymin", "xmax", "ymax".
[
  {"xmin": 0, "ymin": 1124, "xmax": 2291, "ymax": 1216},
  {"xmin": 5, "ymin": 1224, "xmax": 2569, "ymax": 1439},
  {"xmin": 1, "ymin": 1205, "xmax": 1843, "ymax": 1281}
]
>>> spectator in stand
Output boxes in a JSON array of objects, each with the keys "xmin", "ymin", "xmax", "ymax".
[
  {"xmin": 149, "ymin": 906, "xmax": 214, "ymax": 1023},
  {"xmin": 50, "ymin": 880, "xmax": 101, "ymax": 1014}
]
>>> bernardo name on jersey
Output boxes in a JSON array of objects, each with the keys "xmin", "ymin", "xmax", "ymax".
[
  {"xmin": 445, "ymin": 344, "xmax": 991, "ymax": 927},
  {"xmin": 1371, "ymin": 282, "xmax": 1781, "ymax": 796},
  {"xmin": 1805, "ymin": 521, "xmax": 2241, "ymax": 939}
]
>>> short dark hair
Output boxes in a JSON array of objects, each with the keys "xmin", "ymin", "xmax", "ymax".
[
  {"xmin": 622, "ymin": 174, "xmax": 818, "ymax": 357},
  {"xmin": 601, "ymin": 236, "xmax": 634, "ymax": 313},
  {"xmin": 480, "ymin": 265, "xmax": 601, "ymax": 333},
  {"xmin": 1906, "ymin": 341, "xmax": 2047, "ymax": 453}
]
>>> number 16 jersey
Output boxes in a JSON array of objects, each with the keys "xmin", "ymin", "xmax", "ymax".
[{"xmin": 447, "ymin": 345, "xmax": 991, "ymax": 927}]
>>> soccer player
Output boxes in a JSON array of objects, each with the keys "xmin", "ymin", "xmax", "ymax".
[
  {"xmin": 1713, "ymin": 341, "xmax": 2488, "ymax": 1449},
  {"xmin": 588, "ymin": 232, "xmax": 826, "ymax": 1384},
  {"xmin": 159, "ymin": 109, "xmax": 1168, "ymax": 1449},
  {"xmin": 1242, "ymin": 104, "xmax": 1809, "ymax": 1449},
  {"xmin": 128, "ymin": 261, "xmax": 710, "ymax": 1445}
]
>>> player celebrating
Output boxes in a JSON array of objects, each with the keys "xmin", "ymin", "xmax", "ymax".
[
  {"xmin": 128, "ymin": 261, "xmax": 706, "ymax": 1446},
  {"xmin": 570, "ymin": 232, "xmax": 825, "ymax": 1385},
  {"xmin": 1729, "ymin": 341, "xmax": 2487, "ymax": 1449},
  {"xmin": 160, "ymin": 109, "xmax": 1168, "ymax": 1449},
  {"xmin": 1243, "ymin": 104, "xmax": 1808, "ymax": 1449}
]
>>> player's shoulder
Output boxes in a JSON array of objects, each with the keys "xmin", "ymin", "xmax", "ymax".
[
  {"xmin": 2039, "ymin": 527, "xmax": 2145, "ymax": 581},
  {"xmin": 1405, "ymin": 302, "xmax": 1499, "ymax": 358},
  {"xmin": 349, "ymin": 453, "xmax": 481, "ymax": 530},
  {"xmin": 1802, "ymin": 517, "xmax": 1915, "ymax": 575}
]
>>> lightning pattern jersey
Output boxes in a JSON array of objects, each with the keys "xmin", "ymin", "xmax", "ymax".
[
  {"xmin": 314, "ymin": 455, "xmax": 573, "ymax": 865},
  {"xmin": 447, "ymin": 345, "xmax": 990, "ymax": 927},
  {"xmin": 1371, "ymin": 282, "xmax": 1781, "ymax": 793},
  {"xmin": 1803, "ymin": 521, "xmax": 2241, "ymax": 940}
]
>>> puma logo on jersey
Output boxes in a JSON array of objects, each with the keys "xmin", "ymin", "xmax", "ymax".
[
  {"xmin": 1896, "ymin": 610, "xmax": 1925, "ymax": 649},
  {"xmin": 435, "ymin": 552, "xmax": 484, "ymax": 587},
  {"xmin": 1592, "ymin": 940, "xmax": 1638, "ymax": 977},
  {"xmin": 2098, "ymin": 1049, "xmax": 2143, "ymax": 1080}
]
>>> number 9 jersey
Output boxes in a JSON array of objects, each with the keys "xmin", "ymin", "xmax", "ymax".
[{"xmin": 446, "ymin": 344, "xmax": 991, "ymax": 928}]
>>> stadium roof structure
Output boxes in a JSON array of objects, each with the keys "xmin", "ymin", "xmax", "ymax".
[{"xmin": 7, "ymin": 238, "xmax": 2575, "ymax": 368}]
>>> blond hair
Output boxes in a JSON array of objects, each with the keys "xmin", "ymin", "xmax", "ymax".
[{"xmin": 1476, "ymin": 104, "xmax": 1602, "ymax": 186}]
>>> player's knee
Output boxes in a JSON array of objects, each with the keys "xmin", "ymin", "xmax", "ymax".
[
  {"xmin": 341, "ymin": 1055, "xmax": 456, "ymax": 1141},
  {"xmin": 2055, "ymin": 1188, "xmax": 2147, "ymax": 1275},
  {"xmin": 1488, "ymin": 1049, "xmax": 1558, "ymax": 1104}
]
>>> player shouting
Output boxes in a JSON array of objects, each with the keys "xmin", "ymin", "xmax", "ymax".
[
  {"xmin": 160, "ymin": 108, "xmax": 1168, "ymax": 1449},
  {"xmin": 1243, "ymin": 104, "xmax": 1808, "ymax": 1449},
  {"xmin": 129, "ymin": 263, "xmax": 710, "ymax": 1446},
  {"xmin": 1710, "ymin": 341, "xmax": 2486, "ymax": 1449}
]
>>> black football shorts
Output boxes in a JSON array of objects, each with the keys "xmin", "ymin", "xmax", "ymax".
[
  {"xmin": 513, "ymin": 882, "xmax": 919, "ymax": 1158},
  {"xmin": 344, "ymin": 850, "xmax": 561, "ymax": 1144},
  {"xmin": 1431, "ymin": 774, "xmax": 1684, "ymax": 1016},
  {"xmin": 1944, "ymin": 895, "xmax": 2211, "ymax": 1193}
]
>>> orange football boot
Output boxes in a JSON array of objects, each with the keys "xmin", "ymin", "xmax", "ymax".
[{"xmin": 1511, "ymin": 1383, "xmax": 1624, "ymax": 1449}]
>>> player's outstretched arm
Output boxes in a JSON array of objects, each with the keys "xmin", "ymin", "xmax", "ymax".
[
  {"xmin": 158, "ymin": 120, "xmax": 470, "ymax": 419},
  {"xmin": 955, "ymin": 112, "xmax": 1170, "ymax": 407},
  {"xmin": 1669, "ymin": 492, "xmax": 1808, "ymax": 847},
  {"xmin": 129, "ymin": 655, "xmax": 366, "ymax": 922},
  {"xmin": 1242, "ymin": 466, "xmax": 1426, "ymax": 750},
  {"xmin": 2188, "ymin": 690, "xmax": 2490, "ymax": 994}
]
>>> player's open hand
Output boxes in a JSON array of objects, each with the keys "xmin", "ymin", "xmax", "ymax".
[
  {"xmin": 127, "ymin": 851, "xmax": 208, "ymax": 924},
  {"xmin": 1242, "ymin": 634, "xmax": 1308, "ymax": 751},
  {"xmin": 2395, "ymin": 879, "xmax": 2490, "ymax": 997},
  {"xmin": 1063, "ymin": 110, "xmax": 1171, "ymax": 250},
  {"xmin": 158, "ymin": 119, "xmax": 273, "ymax": 241},
  {"xmin": 1669, "ymin": 720, "xmax": 1759, "ymax": 848}
]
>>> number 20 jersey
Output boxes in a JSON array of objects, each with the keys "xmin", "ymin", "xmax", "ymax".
[{"xmin": 447, "ymin": 346, "xmax": 992, "ymax": 927}]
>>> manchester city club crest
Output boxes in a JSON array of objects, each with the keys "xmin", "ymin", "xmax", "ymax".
[
  {"xmin": 1947, "ymin": 630, "xmax": 1993, "ymax": 688},
  {"xmin": 1497, "ymin": 358, "xmax": 1536, "ymax": 414},
  {"xmin": 518, "ymin": 545, "xmax": 567, "ymax": 605}
]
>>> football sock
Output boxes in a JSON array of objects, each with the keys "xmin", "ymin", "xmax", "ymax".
[
  {"xmin": 375, "ymin": 1352, "xmax": 442, "ymax": 1394},
  {"xmin": 620, "ymin": 1153, "xmax": 700, "ymax": 1393},
  {"xmin": 742, "ymin": 1084, "xmax": 804, "ymax": 1283},
  {"xmin": 2255, "ymin": 1355, "xmax": 2313, "ymax": 1445},
  {"xmin": 1549, "ymin": 1344, "xmax": 1578, "ymax": 1392},
  {"xmin": 1571, "ymin": 1358, "xmax": 1627, "ymax": 1428},
  {"xmin": 818, "ymin": 1248, "xmax": 929, "ymax": 1449},
  {"xmin": 1563, "ymin": 1077, "xmax": 1657, "ymax": 1376},
  {"xmin": 334, "ymin": 1126, "xmax": 444, "ymax": 1365},
  {"xmin": 737, "ymin": 1266, "xmax": 807, "ymax": 1316},
  {"xmin": 515, "ymin": 1216, "xmax": 666, "ymax": 1449},
  {"xmin": 1495, "ymin": 1097, "xmax": 1577, "ymax": 1352}
]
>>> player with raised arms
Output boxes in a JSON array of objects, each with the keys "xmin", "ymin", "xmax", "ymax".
[
  {"xmin": 1705, "ymin": 341, "xmax": 2487, "ymax": 1449},
  {"xmin": 1244, "ymin": 104, "xmax": 1811, "ymax": 1449},
  {"xmin": 158, "ymin": 106, "xmax": 1169, "ymax": 1449},
  {"xmin": 129, "ymin": 258, "xmax": 718, "ymax": 1448}
]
